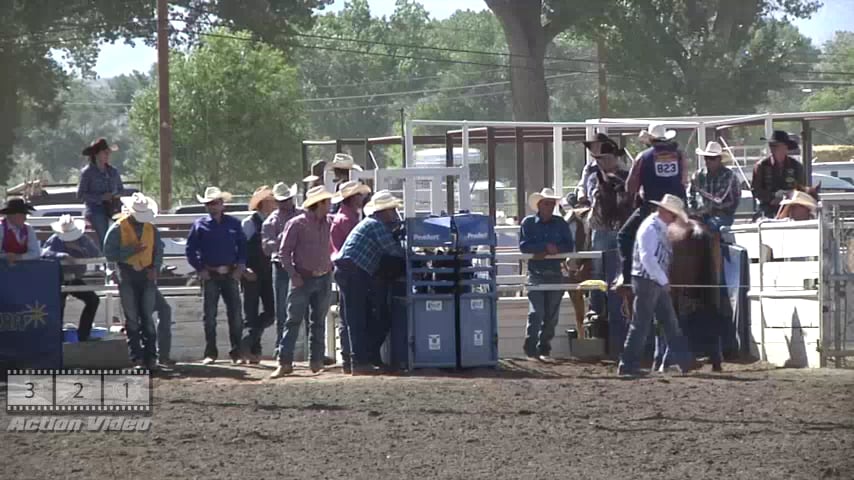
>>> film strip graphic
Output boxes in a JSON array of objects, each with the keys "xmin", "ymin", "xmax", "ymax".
[{"xmin": 6, "ymin": 369, "xmax": 152, "ymax": 414}]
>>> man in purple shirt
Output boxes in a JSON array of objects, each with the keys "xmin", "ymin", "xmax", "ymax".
[
  {"xmin": 270, "ymin": 186, "xmax": 334, "ymax": 378},
  {"xmin": 262, "ymin": 182, "xmax": 302, "ymax": 356},
  {"xmin": 185, "ymin": 187, "xmax": 247, "ymax": 365}
]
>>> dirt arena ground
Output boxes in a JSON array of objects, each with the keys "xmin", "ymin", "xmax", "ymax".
[{"xmin": 3, "ymin": 360, "xmax": 854, "ymax": 480}]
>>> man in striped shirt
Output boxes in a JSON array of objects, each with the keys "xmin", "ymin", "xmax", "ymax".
[
  {"xmin": 333, "ymin": 191, "xmax": 406, "ymax": 375},
  {"xmin": 618, "ymin": 194, "xmax": 692, "ymax": 376}
]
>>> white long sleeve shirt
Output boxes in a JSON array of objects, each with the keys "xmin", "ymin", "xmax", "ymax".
[{"xmin": 631, "ymin": 213, "xmax": 672, "ymax": 287}]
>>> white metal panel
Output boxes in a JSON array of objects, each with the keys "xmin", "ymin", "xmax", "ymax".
[{"xmin": 553, "ymin": 126, "xmax": 563, "ymax": 197}]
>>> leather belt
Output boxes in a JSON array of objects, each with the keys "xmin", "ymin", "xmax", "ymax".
[
  {"xmin": 207, "ymin": 265, "xmax": 233, "ymax": 274},
  {"xmin": 296, "ymin": 268, "xmax": 330, "ymax": 278}
]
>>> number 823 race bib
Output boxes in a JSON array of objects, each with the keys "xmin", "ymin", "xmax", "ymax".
[{"xmin": 653, "ymin": 152, "xmax": 679, "ymax": 178}]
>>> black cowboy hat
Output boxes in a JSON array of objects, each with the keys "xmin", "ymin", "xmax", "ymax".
[
  {"xmin": 81, "ymin": 137, "xmax": 119, "ymax": 156},
  {"xmin": 0, "ymin": 197, "xmax": 36, "ymax": 215},
  {"xmin": 761, "ymin": 130, "xmax": 798, "ymax": 150},
  {"xmin": 582, "ymin": 133, "xmax": 626, "ymax": 157}
]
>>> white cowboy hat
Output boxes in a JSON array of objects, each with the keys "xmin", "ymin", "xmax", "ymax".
[
  {"xmin": 302, "ymin": 174, "xmax": 320, "ymax": 183},
  {"xmin": 51, "ymin": 214, "xmax": 86, "ymax": 242},
  {"xmin": 120, "ymin": 193, "xmax": 158, "ymax": 223},
  {"xmin": 196, "ymin": 186, "xmax": 233, "ymax": 204},
  {"xmin": 639, "ymin": 123, "xmax": 677, "ymax": 144},
  {"xmin": 328, "ymin": 153, "xmax": 363, "ymax": 171},
  {"xmin": 650, "ymin": 194, "xmax": 688, "ymax": 222},
  {"xmin": 302, "ymin": 185, "xmax": 334, "ymax": 209},
  {"xmin": 780, "ymin": 190, "xmax": 818, "ymax": 212},
  {"xmin": 695, "ymin": 141, "xmax": 726, "ymax": 158},
  {"xmin": 272, "ymin": 182, "xmax": 298, "ymax": 201},
  {"xmin": 332, "ymin": 180, "xmax": 371, "ymax": 204},
  {"xmin": 364, "ymin": 190, "xmax": 402, "ymax": 216},
  {"xmin": 528, "ymin": 188, "xmax": 562, "ymax": 212},
  {"xmin": 248, "ymin": 185, "xmax": 274, "ymax": 211}
]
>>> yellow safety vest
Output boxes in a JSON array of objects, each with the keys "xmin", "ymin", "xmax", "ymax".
[{"xmin": 119, "ymin": 217, "xmax": 154, "ymax": 270}]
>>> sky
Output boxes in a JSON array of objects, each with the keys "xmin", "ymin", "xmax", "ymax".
[{"xmin": 88, "ymin": 0, "xmax": 854, "ymax": 78}]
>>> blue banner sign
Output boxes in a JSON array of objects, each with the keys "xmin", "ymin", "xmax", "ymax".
[
  {"xmin": 454, "ymin": 213, "xmax": 493, "ymax": 247},
  {"xmin": 0, "ymin": 259, "xmax": 63, "ymax": 369},
  {"xmin": 406, "ymin": 216, "xmax": 453, "ymax": 247}
]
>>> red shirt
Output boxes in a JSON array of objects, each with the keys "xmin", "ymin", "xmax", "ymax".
[
  {"xmin": 278, "ymin": 211, "xmax": 332, "ymax": 278},
  {"xmin": 329, "ymin": 203, "xmax": 361, "ymax": 256},
  {"xmin": 1, "ymin": 220, "xmax": 28, "ymax": 254}
]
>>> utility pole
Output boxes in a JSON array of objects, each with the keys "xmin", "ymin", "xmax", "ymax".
[
  {"xmin": 157, "ymin": 0, "xmax": 173, "ymax": 210},
  {"xmin": 597, "ymin": 38, "xmax": 608, "ymax": 118}
]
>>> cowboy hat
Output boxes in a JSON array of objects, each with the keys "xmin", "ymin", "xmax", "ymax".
[
  {"xmin": 51, "ymin": 215, "xmax": 87, "ymax": 242},
  {"xmin": 650, "ymin": 194, "xmax": 688, "ymax": 222},
  {"xmin": 332, "ymin": 180, "xmax": 371, "ymax": 204},
  {"xmin": 81, "ymin": 137, "xmax": 119, "ymax": 156},
  {"xmin": 196, "ymin": 186, "xmax": 233, "ymax": 204},
  {"xmin": 120, "ymin": 193, "xmax": 158, "ymax": 223},
  {"xmin": 272, "ymin": 182, "xmax": 298, "ymax": 201},
  {"xmin": 780, "ymin": 190, "xmax": 818, "ymax": 212},
  {"xmin": 528, "ymin": 188, "xmax": 562, "ymax": 212},
  {"xmin": 364, "ymin": 190, "xmax": 402, "ymax": 216},
  {"xmin": 639, "ymin": 123, "xmax": 677, "ymax": 144},
  {"xmin": 0, "ymin": 197, "xmax": 35, "ymax": 215},
  {"xmin": 328, "ymin": 153, "xmax": 363, "ymax": 171},
  {"xmin": 302, "ymin": 186, "xmax": 334, "ymax": 209},
  {"xmin": 695, "ymin": 141, "xmax": 727, "ymax": 158},
  {"xmin": 761, "ymin": 130, "xmax": 799, "ymax": 150},
  {"xmin": 582, "ymin": 133, "xmax": 626, "ymax": 157},
  {"xmin": 248, "ymin": 185, "xmax": 274, "ymax": 211}
]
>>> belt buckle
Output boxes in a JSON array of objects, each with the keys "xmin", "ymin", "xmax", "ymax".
[
  {"xmin": 216, "ymin": 266, "xmax": 230, "ymax": 274},
  {"xmin": 313, "ymin": 270, "xmax": 327, "ymax": 277}
]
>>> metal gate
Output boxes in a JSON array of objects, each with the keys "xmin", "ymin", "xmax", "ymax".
[{"xmin": 820, "ymin": 192, "xmax": 854, "ymax": 367}]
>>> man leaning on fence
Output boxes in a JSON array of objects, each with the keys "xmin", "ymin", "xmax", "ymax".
[
  {"xmin": 270, "ymin": 186, "xmax": 334, "ymax": 378},
  {"xmin": 103, "ymin": 193, "xmax": 163, "ymax": 370},
  {"xmin": 519, "ymin": 188, "xmax": 574, "ymax": 363},
  {"xmin": 186, "ymin": 187, "xmax": 248, "ymax": 365},
  {"xmin": 42, "ymin": 215, "xmax": 101, "ymax": 341}
]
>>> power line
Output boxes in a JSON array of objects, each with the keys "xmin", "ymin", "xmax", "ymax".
[{"xmin": 298, "ymin": 72, "xmax": 590, "ymax": 103}]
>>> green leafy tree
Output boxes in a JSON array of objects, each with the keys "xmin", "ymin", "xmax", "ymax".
[
  {"xmin": 2, "ymin": 0, "xmax": 331, "ymax": 186},
  {"xmin": 802, "ymin": 32, "xmax": 854, "ymax": 142},
  {"xmin": 129, "ymin": 29, "xmax": 305, "ymax": 203}
]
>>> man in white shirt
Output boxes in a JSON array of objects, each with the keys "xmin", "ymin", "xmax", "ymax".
[{"xmin": 618, "ymin": 194, "xmax": 692, "ymax": 376}]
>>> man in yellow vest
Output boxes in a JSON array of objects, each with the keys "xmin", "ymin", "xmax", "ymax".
[{"xmin": 104, "ymin": 193, "xmax": 163, "ymax": 370}]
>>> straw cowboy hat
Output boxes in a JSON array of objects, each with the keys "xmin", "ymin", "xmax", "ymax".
[
  {"xmin": 81, "ymin": 137, "xmax": 119, "ymax": 156},
  {"xmin": 332, "ymin": 180, "xmax": 371, "ymax": 204},
  {"xmin": 0, "ymin": 197, "xmax": 35, "ymax": 215},
  {"xmin": 302, "ymin": 186, "xmax": 334, "ymax": 209},
  {"xmin": 528, "ymin": 188, "xmax": 562, "ymax": 212},
  {"xmin": 272, "ymin": 182, "xmax": 298, "ymax": 201},
  {"xmin": 779, "ymin": 190, "xmax": 818, "ymax": 217},
  {"xmin": 51, "ymin": 215, "xmax": 87, "ymax": 242},
  {"xmin": 328, "ymin": 153, "xmax": 363, "ymax": 171},
  {"xmin": 761, "ymin": 130, "xmax": 799, "ymax": 150},
  {"xmin": 120, "ymin": 193, "xmax": 158, "ymax": 223},
  {"xmin": 196, "ymin": 186, "xmax": 233, "ymax": 204},
  {"xmin": 639, "ymin": 123, "xmax": 677, "ymax": 144},
  {"xmin": 248, "ymin": 185, "xmax": 274, "ymax": 211},
  {"xmin": 695, "ymin": 141, "xmax": 727, "ymax": 158},
  {"xmin": 650, "ymin": 193, "xmax": 688, "ymax": 222},
  {"xmin": 364, "ymin": 190, "xmax": 402, "ymax": 216},
  {"xmin": 303, "ymin": 159, "xmax": 327, "ymax": 183}
]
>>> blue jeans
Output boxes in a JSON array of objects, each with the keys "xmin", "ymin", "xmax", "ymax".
[
  {"xmin": 590, "ymin": 229, "xmax": 619, "ymax": 317},
  {"xmin": 525, "ymin": 274, "xmax": 564, "ymax": 357},
  {"xmin": 278, "ymin": 273, "xmax": 331, "ymax": 364},
  {"xmin": 619, "ymin": 277, "xmax": 691, "ymax": 373},
  {"xmin": 273, "ymin": 264, "xmax": 308, "ymax": 356},
  {"xmin": 617, "ymin": 203, "xmax": 653, "ymax": 281},
  {"xmin": 85, "ymin": 205, "xmax": 110, "ymax": 251},
  {"xmin": 117, "ymin": 265, "xmax": 157, "ymax": 365},
  {"xmin": 154, "ymin": 289, "xmax": 172, "ymax": 361},
  {"xmin": 241, "ymin": 266, "xmax": 274, "ymax": 356},
  {"xmin": 202, "ymin": 274, "xmax": 243, "ymax": 359}
]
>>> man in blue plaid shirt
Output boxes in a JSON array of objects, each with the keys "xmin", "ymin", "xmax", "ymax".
[
  {"xmin": 688, "ymin": 141, "xmax": 741, "ymax": 232},
  {"xmin": 333, "ymin": 190, "xmax": 406, "ymax": 374}
]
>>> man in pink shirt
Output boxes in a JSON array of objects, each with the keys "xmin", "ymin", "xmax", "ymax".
[
  {"xmin": 270, "ymin": 186, "xmax": 334, "ymax": 378},
  {"xmin": 330, "ymin": 181, "xmax": 370, "ymax": 255}
]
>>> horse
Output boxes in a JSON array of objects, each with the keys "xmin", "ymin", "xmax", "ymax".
[{"xmin": 563, "ymin": 168, "xmax": 634, "ymax": 338}]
